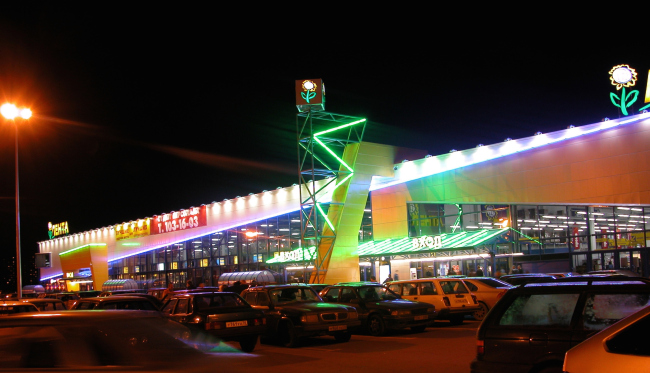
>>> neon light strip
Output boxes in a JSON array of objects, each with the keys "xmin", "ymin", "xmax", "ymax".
[
  {"xmin": 41, "ymin": 273, "xmax": 63, "ymax": 281},
  {"xmin": 313, "ymin": 137, "xmax": 354, "ymax": 172},
  {"xmin": 313, "ymin": 118, "xmax": 366, "ymax": 137},
  {"xmin": 318, "ymin": 173, "xmax": 354, "ymax": 201},
  {"xmin": 59, "ymin": 243, "xmax": 106, "ymax": 256},
  {"xmin": 370, "ymin": 113, "xmax": 650, "ymax": 191},
  {"xmin": 316, "ymin": 203, "xmax": 336, "ymax": 233},
  {"xmin": 510, "ymin": 228, "xmax": 543, "ymax": 245}
]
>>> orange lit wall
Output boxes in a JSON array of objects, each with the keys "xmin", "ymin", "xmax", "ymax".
[{"xmin": 372, "ymin": 118, "xmax": 650, "ymax": 240}]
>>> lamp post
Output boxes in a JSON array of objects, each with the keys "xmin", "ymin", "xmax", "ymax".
[{"xmin": 1, "ymin": 103, "xmax": 32, "ymax": 299}]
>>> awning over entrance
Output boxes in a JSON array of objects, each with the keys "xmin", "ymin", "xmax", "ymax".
[{"xmin": 355, "ymin": 228, "xmax": 515, "ymax": 256}]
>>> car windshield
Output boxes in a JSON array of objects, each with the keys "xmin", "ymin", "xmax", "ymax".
[
  {"xmin": 358, "ymin": 286, "xmax": 400, "ymax": 301},
  {"xmin": 270, "ymin": 287, "xmax": 320, "ymax": 304},
  {"xmin": 439, "ymin": 280, "xmax": 469, "ymax": 294}
]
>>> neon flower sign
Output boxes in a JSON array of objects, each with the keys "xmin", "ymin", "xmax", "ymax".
[{"xmin": 608, "ymin": 64, "xmax": 642, "ymax": 115}]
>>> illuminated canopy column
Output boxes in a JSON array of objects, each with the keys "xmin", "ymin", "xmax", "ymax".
[
  {"xmin": 321, "ymin": 142, "xmax": 396, "ymax": 284},
  {"xmin": 58, "ymin": 244, "xmax": 108, "ymax": 291}
]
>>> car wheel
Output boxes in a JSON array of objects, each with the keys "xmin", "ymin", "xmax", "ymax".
[
  {"xmin": 278, "ymin": 321, "xmax": 299, "ymax": 348},
  {"xmin": 473, "ymin": 302, "xmax": 489, "ymax": 321},
  {"xmin": 411, "ymin": 325, "xmax": 426, "ymax": 333},
  {"xmin": 368, "ymin": 315, "xmax": 386, "ymax": 336},
  {"xmin": 449, "ymin": 314, "xmax": 464, "ymax": 325},
  {"xmin": 334, "ymin": 332, "xmax": 351, "ymax": 343},
  {"xmin": 239, "ymin": 335, "xmax": 258, "ymax": 352}
]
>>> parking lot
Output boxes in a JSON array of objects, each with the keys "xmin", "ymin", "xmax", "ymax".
[{"xmin": 215, "ymin": 319, "xmax": 480, "ymax": 373}]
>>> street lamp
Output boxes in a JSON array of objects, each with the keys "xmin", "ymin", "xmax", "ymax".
[{"xmin": 1, "ymin": 103, "xmax": 32, "ymax": 299}]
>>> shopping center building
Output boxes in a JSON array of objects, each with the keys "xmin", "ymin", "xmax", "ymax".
[{"xmin": 37, "ymin": 109, "xmax": 650, "ymax": 291}]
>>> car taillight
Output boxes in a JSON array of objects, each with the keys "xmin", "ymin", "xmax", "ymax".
[
  {"xmin": 471, "ymin": 295, "xmax": 478, "ymax": 304},
  {"xmin": 443, "ymin": 297, "xmax": 451, "ymax": 307},
  {"xmin": 253, "ymin": 318, "xmax": 266, "ymax": 326},
  {"xmin": 476, "ymin": 340, "xmax": 484, "ymax": 356},
  {"xmin": 206, "ymin": 321, "xmax": 225, "ymax": 330}
]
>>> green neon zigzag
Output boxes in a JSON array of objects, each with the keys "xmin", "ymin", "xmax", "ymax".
[{"xmin": 310, "ymin": 118, "xmax": 366, "ymax": 235}]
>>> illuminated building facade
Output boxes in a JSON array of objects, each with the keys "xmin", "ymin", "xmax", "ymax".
[{"xmin": 37, "ymin": 112, "xmax": 650, "ymax": 289}]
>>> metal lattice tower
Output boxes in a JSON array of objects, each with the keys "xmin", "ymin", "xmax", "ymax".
[{"xmin": 296, "ymin": 111, "xmax": 366, "ymax": 283}]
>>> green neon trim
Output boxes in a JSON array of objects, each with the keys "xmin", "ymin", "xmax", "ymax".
[
  {"xmin": 299, "ymin": 142, "xmax": 334, "ymax": 171},
  {"xmin": 510, "ymin": 228, "xmax": 543, "ymax": 245},
  {"xmin": 59, "ymin": 243, "xmax": 106, "ymax": 256},
  {"xmin": 316, "ymin": 203, "xmax": 336, "ymax": 233},
  {"xmin": 639, "ymin": 103, "xmax": 650, "ymax": 111},
  {"xmin": 121, "ymin": 243, "xmax": 141, "ymax": 246},
  {"xmin": 452, "ymin": 204, "xmax": 462, "ymax": 233},
  {"xmin": 313, "ymin": 137, "xmax": 354, "ymax": 172},
  {"xmin": 313, "ymin": 118, "xmax": 366, "ymax": 137}
]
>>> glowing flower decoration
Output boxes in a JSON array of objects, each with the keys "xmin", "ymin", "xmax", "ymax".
[
  {"xmin": 609, "ymin": 64, "xmax": 637, "ymax": 90},
  {"xmin": 302, "ymin": 80, "xmax": 316, "ymax": 92}
]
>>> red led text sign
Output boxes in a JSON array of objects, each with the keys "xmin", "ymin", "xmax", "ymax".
[{"xmin": 151, "ymin": 206, "xmax": 207, "ymax": 235}]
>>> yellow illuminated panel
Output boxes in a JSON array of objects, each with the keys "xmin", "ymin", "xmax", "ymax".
[
  {"xmin": 172, "ymin": 262, "xmax": 178, "ymax": 270},
  {"xmin": 201, "ymin": 259, "xmax": 208, "ymax": 267},
  {"xmin": 646, "ymin": 70, "xmax": 650, "ymax": 103}
]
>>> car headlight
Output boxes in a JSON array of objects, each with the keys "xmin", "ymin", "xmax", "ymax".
[
  {"xmin": 390, "ymin": 310, "xmax": 411, "ymax": 316},
  {"xmin": 301, "ymin": 314, "xmax": 319, "ymax": 323},
  {"xmin": 192, "ymin": 315, "xmax": 203, "ymax": 324}
]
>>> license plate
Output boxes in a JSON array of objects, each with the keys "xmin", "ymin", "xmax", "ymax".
[
  {"xmin": 455, "ymin": 298, "xmax": 468, "ymax": 303},
  {"xmin": 329, "ymin": 325, "xmax": 347, "ymax": 331},
  {"xmin": 414, "ymin": 315, "xmax": 428, "ymax": 321},
  {"xmin": 226, "ymin": 320, "xmax": 248, "ymax": 328}
]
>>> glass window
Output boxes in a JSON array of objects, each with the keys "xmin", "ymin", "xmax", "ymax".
[
  {"xmin": 322, "ymin": 288, "xmax": 340, "ymax": 302},
  {"xmin": 419, "ymin": 282, "xmax": 437, "ymax": 295},
  {"xmin": 387, "ymin": 284, "xmax": 401, "ymax": 295},
  {"xmin": 340, "ymin": 288, "xmax": 356, "ymax": 302},
  {"xmin": 606, "ymin": 313, "xmax": 650, "ymax": 356},
  {"xmin": 498, "ymin": 293, "xmax": 579, "ymax": 326},
  {"xmin": 175, "ymin": 299, "xmax": 190, "ymax": 314},
  {"xmin": 583, "ymin": 293, "xmax": 650, "ymax": 331},
  {"xmin": 439, "ymin": 280, "xmax": 469, "ymax": 294}
]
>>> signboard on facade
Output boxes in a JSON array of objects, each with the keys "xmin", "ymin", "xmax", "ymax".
[
  {"xmin": 115, "ymin": 218, "xmax": 151, "ymax": 240},
  {"xmin": 411, "ymin": 235, "xmax": 443, "ymax": 250},
  {"xmin": 267, "ymin": 246, "xmax": 317, "ymax": 264},
  {"xmin": 48, "ymin": 221, "xmax": 69, "ymax": 239},
  {"xmin": 151, "ymin": 206, "xmax": 207, "ymax": 235}
]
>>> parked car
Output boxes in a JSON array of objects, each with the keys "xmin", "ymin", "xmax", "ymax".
[
  {"xmin": 460, "ymin": 277, "xmax": 513, "ymax": 321},
  {"xmin": 44, "ymin": 292, "xmax": 80, "ymax": 309},
  {"xmin": 586, "ymin": 269, "xmax": 641, "ymax": 277},
  {"xmin": 0, "ymin": 301, "xmax": 38, "ymax": 315},
  {"xmin": 0, "ymin": 310, "xmax": 235, "ymax": 372},
  {"xmin": 387, "ymin": 278, "xmax": 480, "ymax": 325},
  {"xmin": 161, "ymin": 291, "xmax": 266, "ymax": 352},
  {"xmin": 563, "ymin": 305, "xmax": 650, "ymax": 373},
  {"xmin": 241, "ymin": 284, "xmax": 361, "ymax": 347},
  {"xmin": 70, "ymin": 295, "xmax": 161, "ymax": 311},
  {"xmin": 111, "ymin": 292, "xmax": 163, "ymax": 310},
  {"xmin": 319, "ymin": 282, "xmax": 436, "ymax": 336},
  {"xmin": 18, "ymin": 298, "xmax": 67, "ymax": 311},
  {"xmin": 470, "ymin": 277, "xmax": 650, "ymax": 373}
]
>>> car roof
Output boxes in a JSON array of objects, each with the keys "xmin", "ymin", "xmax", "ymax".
[
  {"xmin": 1, "ymin": 301, "xmax": 34, "ymax": 306},
  {"xmin": 78, "ymin": 295, "xmax": 157, "ymax": 302},
  {"xmin": 333, "ymin": 282, "xmax": 383, "ymax": 286}
]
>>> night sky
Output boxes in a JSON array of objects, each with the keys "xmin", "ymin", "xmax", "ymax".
[{"xmin": 0, "ymin": 5, "xmax": 647, "ymax": 288}]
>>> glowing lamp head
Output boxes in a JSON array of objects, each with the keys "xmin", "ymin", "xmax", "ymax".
[
  {"xmin": 20, "ymin": 108, "xmax": 32, "ymax": 119},
  {"xmin": 1, "ymin": 103, "xmax": 18, "ymax": 119},
  {"xmin": 245, "ymin": 231, "xmax": 257, "ymax": 238}
]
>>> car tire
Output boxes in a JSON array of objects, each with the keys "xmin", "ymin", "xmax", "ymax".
[
  {"xmin": 473, "ymin": 302, "xmax": 489, "ymax": 321},
  {"xmin": 334, "ymin": 332, "xmax": 352, "ymax": 343},
  {"xmin": 239, "ymin": 335, "xmax": 258, "ymax": 352},
  {"xmin": 449, "ymin": 314, "xmax": 464, "ymax": 325},
  {"xmin": 278, "ymin": 321, "xmax": 299, "ymax": 348},
  {"xmin": 411, "ymin": 325, "xmax": 426, "ymax": 333},
  {"xmin": 368, "ymin": 315, "xmax": 386, "ymax": 336}
]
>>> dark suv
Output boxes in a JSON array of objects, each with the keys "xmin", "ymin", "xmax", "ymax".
[
  {"xmin": 241, "ymin": 284, "xmax": 361, "ymax": 347},
  {"xmin": 470, "ymin": 277, "xmax": 650, "ymax": 373},
  {"xmin": 70, "ymin": 295, "xmax": 160, "ymax": 311},
  {"xmin": 320, "ymin": 282, "xmax": 437, "ymax": 336},
  {"xmin": 161, "ymin": 291, "xmax": 266, "ymax": 352}
]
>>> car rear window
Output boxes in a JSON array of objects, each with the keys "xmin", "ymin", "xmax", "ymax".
[
  {"xmin": 498, "ymin": 293, "xmax": 580, "ymax": 326},
  {"xmin": 194, "ymin": 294, "xmax": 246, "ymax": 310}
]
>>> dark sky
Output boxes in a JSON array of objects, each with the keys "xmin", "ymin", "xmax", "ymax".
[{"xmin": 0, "ymin": 5, "xmax": 647, "ymax": 281}]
